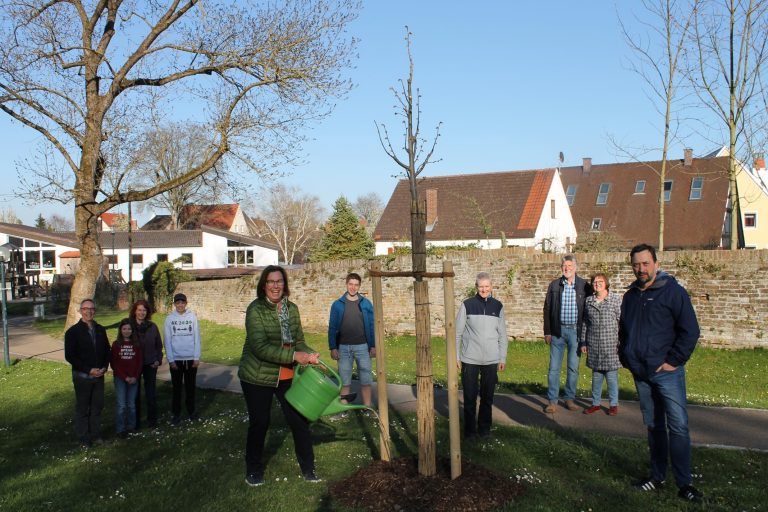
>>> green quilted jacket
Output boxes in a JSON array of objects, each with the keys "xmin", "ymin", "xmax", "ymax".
[{"xmin": 238, "ymin": 297, "xmax": 314, "ymax": 387}]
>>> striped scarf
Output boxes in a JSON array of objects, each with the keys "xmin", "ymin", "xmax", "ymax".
[{"xmin": 277, "ymin": 296, "xmax": 292, "ymax": 345}]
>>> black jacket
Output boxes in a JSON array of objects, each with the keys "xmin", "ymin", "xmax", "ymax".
[
  {"xmin": 64, "ymin": 319, "xmax": 111, "ymax": 374},
  {"xmin": 543, "ymin": 275, "xmax": 590, "ymax": 341}
]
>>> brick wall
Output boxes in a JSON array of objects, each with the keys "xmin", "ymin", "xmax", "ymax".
[{"xmin": 176, "ymin": 248, "xmax": 768, "ymax": 348}]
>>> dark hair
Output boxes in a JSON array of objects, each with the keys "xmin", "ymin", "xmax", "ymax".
[
  {"xmin": 115, "ymin": 318, "xmax": 137, "ymax": 345},
  {"xmin": 346, "ymin": 272, "xmax": 362, "ymax": 283},
  {"xmin": 256, "ymin": 265, "xmax": 290, "ymax": 300},
  {"xmin": 630, "ymin": 243, "xmax": 657, "ymax": 262},
  {"xmin": 129, "ymin": 299, "xmax": 153, "ymax": 322},
  {"xmin": 591, "ymin": 272, "xmax": 610, "ymax": 291}
]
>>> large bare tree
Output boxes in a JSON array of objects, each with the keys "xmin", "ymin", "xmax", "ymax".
[
  {"xmin": 352, "ymin": 191, "xmax": 384, "ymax": 234},
  {"xmin": 252, "ymin": 183, "xmax": 324, "ymax": 264},
  {"xmin": 687, "ymin": 0, "xmax": 768, "ymax": 249},
  {"xmin": 376, "ymin": 29, "xmax": 441, "ymax": 476},
  {"xmin": 0, "ymin": 0, "xmax": 358, "ymax": 326},
  {"xmin": 132, "ymin": 122, "xmax": 227, "ymax": 229},
  {"xmin": 617, "ymin": 0, "xmax": 699, "ymax": 251}
]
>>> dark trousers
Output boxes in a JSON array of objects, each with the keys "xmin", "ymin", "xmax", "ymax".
[
  {"xmin": 241, "ymin": 379, "xmax": 314, "ymax": 476},
  {"xmin": 170, "ymin": 360, "xmax": 197, "ymax": 417},
  {"xmin": 461, "ymin": 363, "xmax": 498, "ymax": 436},
  {"xmin": 135, "ymin": 365, "xmax": 158, "ymax": 428},
  {"xmin": 72, "ymin": 373, "xmax": 105, "ymax": 442}
]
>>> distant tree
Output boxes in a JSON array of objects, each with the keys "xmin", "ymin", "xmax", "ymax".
[
  {"xmin": 255, "ymin": 184, "xmax": 325, "ymax": 265},
  {"xmin": 131, "ymin": 123, "xmax": 227, "ymax": 229},
  {"xmin": 46, "ymin": 214, "xmax": 74, "ymax": 232},
  {"xmin": 310, "ymin": 196, "xmax": 374, "ymax": 261},
  {"xmin": 34, "ymin": 214, "xmax": 47, "ymax": 230},
  {"xmin": 352, "ymin": 192, "xmax": 385, "ymax": 233},
  {"xmin": 0, "ymin": 207, "xmax": 22, "ymax": 224}
]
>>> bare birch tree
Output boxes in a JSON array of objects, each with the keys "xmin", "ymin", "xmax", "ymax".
[
  {"xmin": 0, "ymin": 0, "xmax": 359, "ymax": 326},
  {"xmin": 254, "ymin": 183, "xmax": 324, "ymax": 264},
  {"xmin": 375, "ymin": 28, "xmax": 441, "ymax": 477},
  {"xmin": 617, "ymin": 0, "xmax": 699, "ymax": 251},
  {"xmin": 352, "ymin": 192, "xmax": 384, "ymax": 234},
  {"xmin": 687, "ymin": 0, "xmax": 768, "ymax": 249}
]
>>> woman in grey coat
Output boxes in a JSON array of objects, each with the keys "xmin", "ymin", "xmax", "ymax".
[{"xmin": 580, "ymin": 273, "xmax": 622, "ymax": 415}]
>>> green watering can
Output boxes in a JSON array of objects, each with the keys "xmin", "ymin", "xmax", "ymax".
[{"xmin": 285, "ymin": 359, "xmax": 369, "ymax": 421}]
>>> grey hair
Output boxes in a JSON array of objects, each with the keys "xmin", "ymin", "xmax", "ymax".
[
  {"xmin": 475, "ymin": 272, "xmax": 492, "ymax": 286},
  {"xmin": 561, "ymin": 254, "xmax": 577, "ymax": 266}
]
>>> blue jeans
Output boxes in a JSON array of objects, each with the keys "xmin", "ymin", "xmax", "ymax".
[
  {"xmin": 338, "ymin": 344, "xmax": 373, "ymax": 386},
  {"xmin": 591, "ymin": 369, "xmax": 619, "ymax": 406},
  {"xmin": 547, "ymin": 326, "xmax": 580, "ymax": 402},
  {"xmin": 115, "ymin": 377, "xmax": 138, "ymax": 433},
  {"xmin": 634, "ymin": 366, "xmax": 692, "ymax": 488}
]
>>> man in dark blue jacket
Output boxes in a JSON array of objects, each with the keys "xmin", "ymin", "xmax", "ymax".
[
  {"xmin": 619, "ymin": 244, "xmax": 703, "ymax": 503},
  {"xmin": 64, "ymin": 299, "xmax": 111, "ymax": 448},
  {"xmin": 328, "ymin": 273, "xmax": 376, "ymax": 407}
]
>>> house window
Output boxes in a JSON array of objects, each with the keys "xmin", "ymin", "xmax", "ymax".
[
  {"xmin": 42, "ymin": 250, "xmax": 55, "ymax": 269},
  {"xmin": 745, "ymin": 213, "xmax": 757, "ymax": 228},
  {"xmin": 663, "ymin": 180, "xmax": 673, "ymax": 202},
  {"xmin": 178, "ymin": 253, "xmax": 193, "ymax": 268},
  {"xmin": 591, "ymin": 218, "xmax": 602, "ymax": 231},
  {"xmin": 132, "ymin": 254, "xmax": 144, "ymax": 265},
  {"xmin": 228, "ymin": 249, "xmax": 255, "ymax": 267},
  {"xmin": 596, "ymin": 183, "xmax": 610, "ymax": 205},
  {"xmin": 689, "ymin": 177, "xmax": 704, "ymax": 200},
  {"xmin": 634, "ymin": 180, "xmax": 646, "ymax": 194},
  {"xmin": 105, "ymin": 254, "xmax": 117, "ymax": 265},
  {"xmin": 566, "ymin": 184, "xmax": 577, "ymax": 206},
  {"xmin": 157, "ymin": 254, "xmax": 168, "ymax": 262},
  {"xmin": 550, "ymin": 199, "xmax": 556, "ymax": 219}
]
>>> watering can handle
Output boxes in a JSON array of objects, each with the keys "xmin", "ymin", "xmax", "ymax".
[{"xmin": 294, "ymin": 358, "xmax": 342, "ymax": 393}]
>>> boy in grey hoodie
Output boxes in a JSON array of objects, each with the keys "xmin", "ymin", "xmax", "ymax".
[{"xmin": 163, "ymin": 293, "xmax": 201, "ymax": 423}]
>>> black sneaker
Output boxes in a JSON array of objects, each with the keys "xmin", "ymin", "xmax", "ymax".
[
  {"xmin": 245, "ymin": 473, "xmax": 264, "ymax": 487},
  {"xmin": 678, "ymin": 485, "xmax": 703, "ymax": 503},
  {"xmin": 303, "ymin": 471, "xmax": 322, "ymax": 483},
  {"xmin": 634, "ymin": 477, "xmax": 665, "ymax": 491}
]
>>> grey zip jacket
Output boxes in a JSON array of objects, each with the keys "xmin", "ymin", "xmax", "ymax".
[{"xmin": 455, "ymin": 294, "xmax": 508, "ymax": 365}]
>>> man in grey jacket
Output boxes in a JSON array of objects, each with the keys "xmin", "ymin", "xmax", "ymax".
[{"xmin": 456, "ymin": 272, "xmax": 508, "ymax": 439}]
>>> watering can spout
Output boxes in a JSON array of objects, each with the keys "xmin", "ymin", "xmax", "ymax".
[{"xmin": 323, "ymin": 398, "xmax": 369, "ymax": 417}]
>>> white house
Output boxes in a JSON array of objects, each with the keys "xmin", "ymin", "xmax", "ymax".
[
  {"xmin": 373, "ymin": 169, "xmax": 577, "ymax": 254},
  {"xmin": 0, "ymin": 222, "xmax": 278, "ymax": 284}
]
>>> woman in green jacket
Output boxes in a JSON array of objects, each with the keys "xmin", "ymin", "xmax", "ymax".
[{"xmin": 239, "ymin": 265, "xmax": 320, "ymax": 487}]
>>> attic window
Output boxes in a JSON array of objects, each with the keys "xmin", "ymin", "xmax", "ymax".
[
  {"xmin": 634, "ymin": 180, "xmax": 646, "ymax": 194},
  {"xmin": 745, "ymin": 213, "xmax": 757, "ymax": 228},
  {"xmin": 595, "ymin": 183, "xmax": 610, "ymax": 205},
  {"xmin": 566, "ymin": 184, "xmax": 577, "ymax": 206},
  {"xmin": 664, "ymin": 180, "xmax": 673, "ymax": 202},
  {"xmin": 591, "ymin": 218, "xmax": 602, "ymax": 231},
  {"xmin": 689, "ymin": 177, "xmax": 703, "ymax": 200}
]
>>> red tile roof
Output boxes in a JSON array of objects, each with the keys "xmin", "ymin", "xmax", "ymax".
[
  {"xmin": 559, "ymin": 156, "xmax": 731, "ymax": 249},
  {"xmin": 179, "ymin": 204, "xmax": 239, "ymax": 230},
  {"xmin": 59, "ymin": 251, "xmax": 80, "ymax": 258},
  {"xmin": 374, "ymin": 169, "xmax": 556, "ymax": 241}
]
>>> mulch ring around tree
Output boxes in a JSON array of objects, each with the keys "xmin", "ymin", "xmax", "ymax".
[{"xmin": 329, "ymin": 456, "xmax": 525, "ymax": 511}]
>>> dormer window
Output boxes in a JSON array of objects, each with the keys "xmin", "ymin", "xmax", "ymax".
[
  {"xmin": 689, "ymin": 177, "xmax": 703, "ymax": 200},
  {"xmin": 566, "ymin": 184, "xmax": 577, "ymax": 206},
  {"xmin": 664, "ymin": 180, "xmax": 673, "ymax": 202},
  {"xmin": 596, "ymin": 183, "xmax": 610, "ymax": 205},
  {"xmin": 634, "ymin": 180, "xmax": 646, "ymax": 194}
]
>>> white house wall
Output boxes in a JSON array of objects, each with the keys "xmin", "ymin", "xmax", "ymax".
[{"xmin": 533, "ymin": 172, "xmax": 577, "ymax": 252}]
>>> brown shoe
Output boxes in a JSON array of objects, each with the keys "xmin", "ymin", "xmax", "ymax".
[
  {"xmin": 608, "ymin": 406, "xmax": 618, "ymax": 416},
  {"xmin": 544, "ymin": 403, "xmax": 557, "ymax": 413},
  {"xmin": 564, "ymin": 399, "xmax": 579, "ymax": 411}
]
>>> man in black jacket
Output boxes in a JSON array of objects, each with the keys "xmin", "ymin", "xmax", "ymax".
[
  {"xmin": 64, "ymin": 299, "xmax": 111, "ymax": 447},
  {"xmin": 542, "ymin": 255, "xmax": 590, "ymax": 413}
]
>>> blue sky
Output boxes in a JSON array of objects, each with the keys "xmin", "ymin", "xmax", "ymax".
[{"xmin": 0, "ymin": 2, "xmax": 720, "ymax": 225}]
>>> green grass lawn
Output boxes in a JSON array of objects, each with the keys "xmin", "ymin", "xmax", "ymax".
[
  {"xmin": 1, "ymin": 359, "xmax": 765, "ymax": 511},
  {"xmin": 34, "ymin": 312, "xmax": 768, "ymax": 408}
]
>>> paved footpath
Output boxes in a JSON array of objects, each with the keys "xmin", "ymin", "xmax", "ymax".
[{"xmin": 3, "ymin": 315, "xmax": 767, "ymax": 452}]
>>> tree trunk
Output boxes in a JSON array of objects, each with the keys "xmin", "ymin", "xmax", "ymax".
[
  {"xmin": 411, "ymin": 198, "xmax": 436, "ymax": 476},
  {"xmin": 66, "ymin": 202, "xmax": 104, "ymax": 328}
]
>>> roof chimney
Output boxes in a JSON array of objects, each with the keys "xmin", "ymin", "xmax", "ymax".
[
  {"xmin": 582, "ymin": 157, "xmax": 592, "ymax": 176},
  {"xmin": 755, "ymin": 152, "xmax": 765, "ymax": 170},
  {"xmin": 425, "ymin": 188, "xmax": 438, "ymax": 231},
  {"xmin": 684, "ymin": 148, "xmax": 693, "ymax": 167}
]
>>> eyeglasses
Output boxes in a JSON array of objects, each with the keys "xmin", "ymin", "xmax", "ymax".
[
  {"xmin": 266, "ymin": 279, "xmax": 285, "ymax": 287},
  {"xmin": 81, "ymin": 307, "xmax": 95, "ymax": 312}
]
